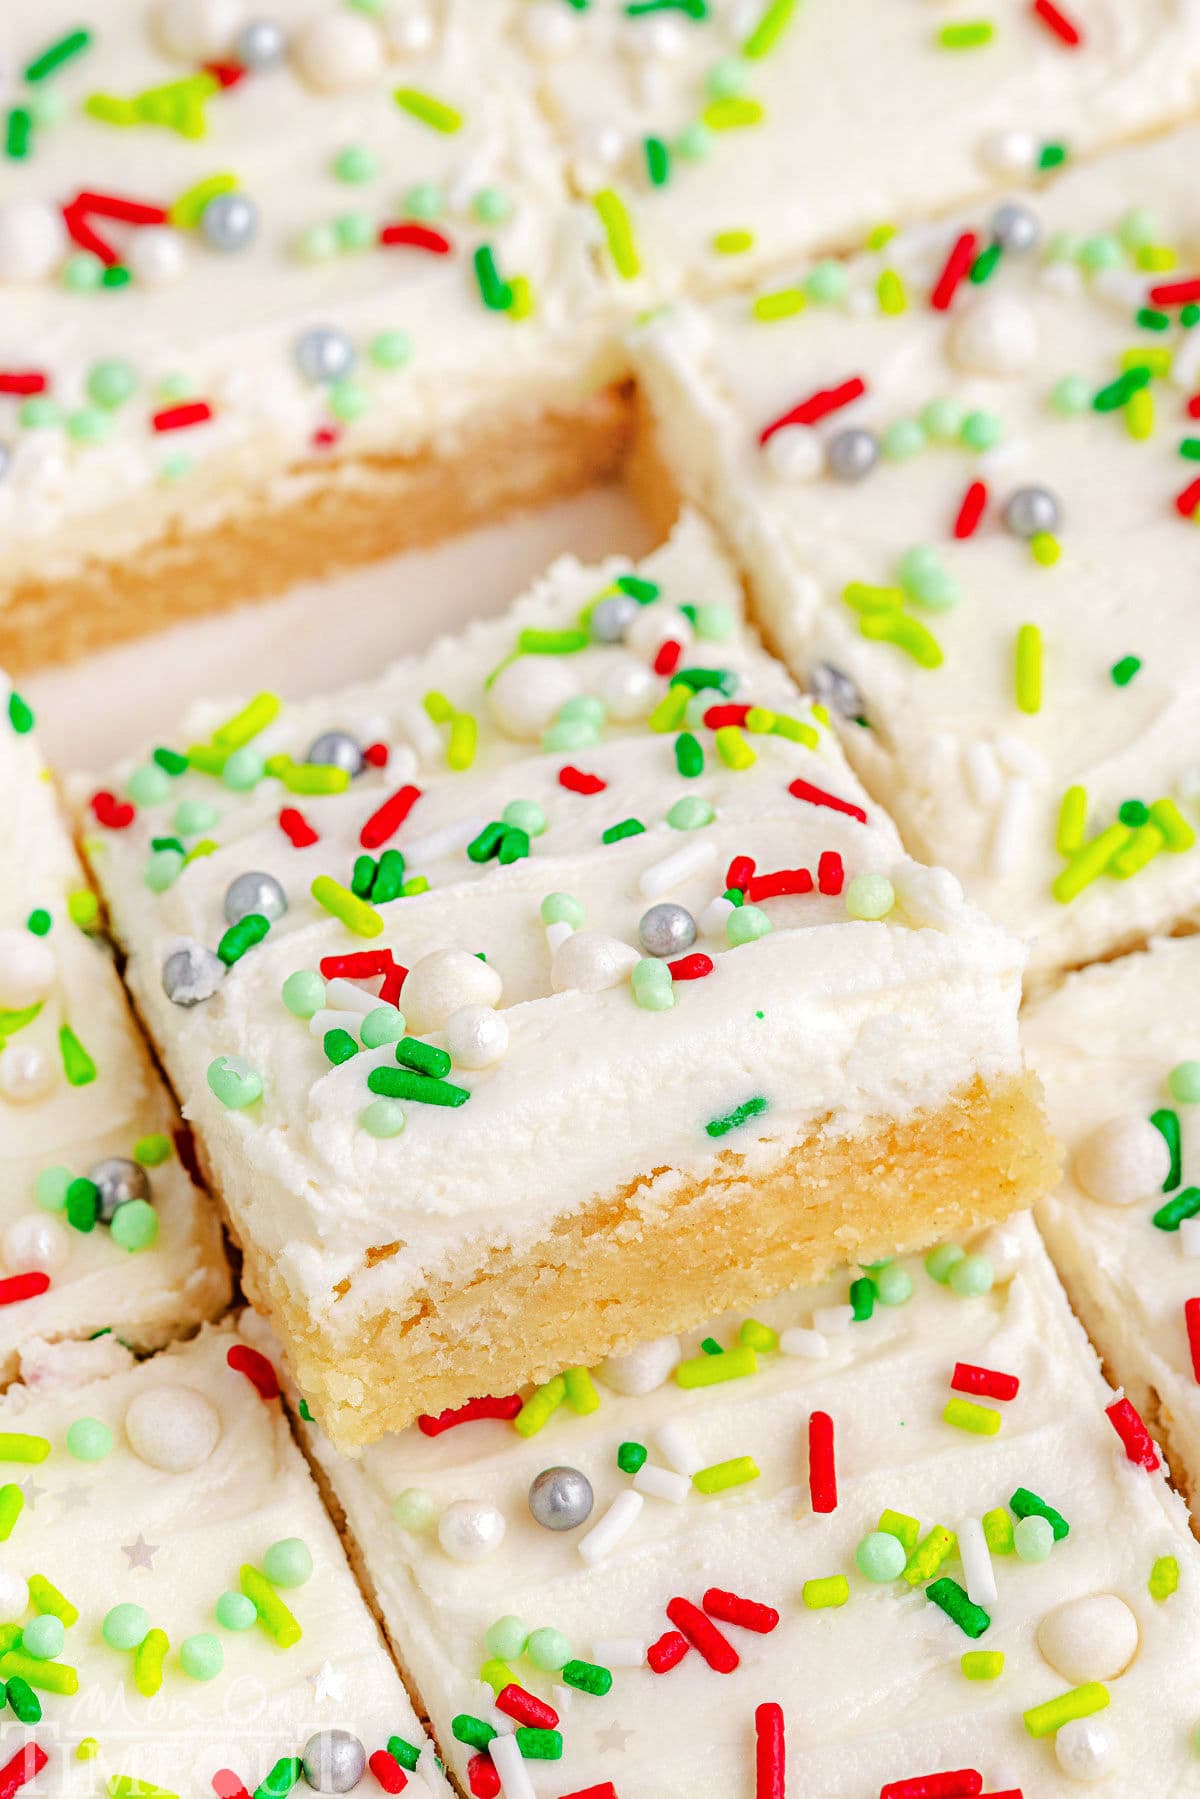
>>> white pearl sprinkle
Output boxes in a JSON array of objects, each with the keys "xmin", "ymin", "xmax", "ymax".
[
  {"xmin": 437, "ymin": 1499, "xmax": 506, "ymax": 1563},
  {"xmin": 1074, "ymin": 1116, "xmax": 1170, "ymax": 1206},
  {"xmin": 403, "ymin": 951, "xmax": 502, "ymax": 1035},
  {"xmin": 124, "ymin": 1385, "xmax": 222, "ymax": 1472},
  {"xmin": 291, "ymin": 13, "xmax": 383, "ymax": 90},
  {"xmin": 445, "ymin": 1004, "xmax": 509, "ymax": 1070}
]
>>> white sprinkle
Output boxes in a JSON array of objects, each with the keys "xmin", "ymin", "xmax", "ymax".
[
  {"xmin": 977, "ymin": 436, "xmax": 1030, "ymax": 479},
  {"xmin": 1092, "ymin": 268, "xmax": 1148, "ymax": 311},
  {"xmin": 813, "ymin": 1304, "xmax": 854, "ymax": 1336},
  {"xmin": 700, "ymin": 895, "xmax": 735, "ymax": 936},
  {"xmin": 577, "ymin": 1490, "xmax": 644, "ymax": 1565},
  {"xmin": 993, "ymin": 732, "xmax": 1048, "ymax": 779},
  {"xmin": 638, "ymin": 839, "xmax": 719, "ymax": 900},
  {"xmin": 551, "ymin": 1683, "xmax": 573, "ymax": 1714},
  {"xmin": 393, "ymin": 699, "xmax": 441, "ymax": 761},
  {"xmin": 544, "ymin": 919, "xmax": 574, "ymax": 955},
  {"xmin": 308, "ymin": 1008, "xmax": 363, "ymax": 1039},
  {"xmin": 657, "ymin": 1419, "xmax": 704, "ymax": 1475},
  {"xmin": 957, "ymin": 1516, "xmax": 997, "ymax": 1606},
  {"xmin": 1036, "ymin": 260, "xmax": 1083, "ymax": 301},
  {"xmin": 404, "ymin": 815, "xmax": 486, "ymax": 867},
  {"xmin": 324, "ymin": 977, "xmax": 380, "ymax": 1014},
  {"xmin": 991, "ymin": 777, "xmax": 1030, "ymax": 878},
  {"xmin": 490, "ymin": 1731, "xmax": 537, "ymax": 1799},
  {"xmin": 632, "ymin": 1462, "xmax": 690, "ymax": 1504},
  {"xmin": 779, "ymin": 1326, "xmax": 829, "ymax": 1359},
  {"xmin": 591, "ymin": 1637, "xmax": 646, "ymax": 1668},
  {"xmin": 1180, "ymin": 1217, "xmax": 1200, "ymax": 1258},
  {"xmin": 964, "ymin": 740, "xmax": 1003, "ymax": 808},
  {"xmin": 1171, "ymin": 330, "xmax": 1200, "ymax": 392}
]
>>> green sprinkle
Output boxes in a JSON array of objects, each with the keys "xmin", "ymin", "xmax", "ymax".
[
  {"xmin": 1094, "ymin": 367, "xmax": 1150, "ymax": 412},
  {"xmin": 217, "ymin": 913, "xmax": 270, "ymax": 967},
  {"xmin": 473, "ymin": 243, "xmax": 513, "ymax": 311},
  {"xmin": 644, "ymin": 135, "xmax": 670, "ymax": 186},
  {"xmin": 7, "ymin": 690, "xmax": 34, "ymax": 735},
  {"xmin": 66, "ymin": 1177, "xmax": 99, "ymax": 1233},
  {"xmin": 386, "ymin": 1737, "xmax": 422, "ymax": 1773},
  {"xmin": 1038, "ymin": 141, "xmax": 1068, "ymax": 171},
  {"xmin": 1150, "ymin": 1554, "xmax": 1180, "ymax": 1601},
  {"xmin": 255, "ymin": 1758, "xmax": 304, "ymax": 1797},
  {"xmin": 58, "ymin": 1026, "xmax": 96, "ymax": 1087},
  {"xmin": 802, "ymin": 1575, "xmax": 849, "ymax": 1609},
  {"xmin": 395, "ymin": 1037, "xmax": 452, "ymax": 1079},
  {"xmin": 1111, "ymin": 655, "xmax": 1141, "ymax": 685},
  {"xmin": 927, "ymin": 1577, "xmax": 990, "ymax": 1638},
  {"xmin": 366, "ymin": 1067, "xmax": 469, "ymax": 1107},
  {"xmin": 602, "ymin": 818, "xmax": 645, "ymax": 844},
  {"xmin": 849, "ymin": 1276, "xmax": 875, "ymax": 1322},
  {"xmin": 25, "ymin": 27, "xmax": 92, "ymax": 83},
  {"xmin": 705, "ymin": 1094, "xmax": 768, "ymax": 1138},
  {"xmin": 370, "ymin": 330, "xmax": 414, "ymax": 369},
  {"xmin": 1152, "ymin": 1185, "xmax": 1200, "ymax": 1230},
  {"xmin": 394, "ymin": 88, "xmax": 462, "ymax": 133},
  {"xmin": 4, "ymin": 1675, "xmax": 40, "ymax": 1723},
  {"xmin": 561, "ymin": 1659, "xmax": 612, "ymax": 1696},
  {"xmin": 937, "ymin": 20, "xmax": 994, "ymax": 47},
  {"xmin": 1151, "ymin": 1107, "xmax": 1183, "ymax": 1189},
  {"xmin": 676, "ymin": 1345, "xmax": 756, "ymax": 1389},
  {"xmin": 515, "ymin": 1727, "xmax": 562, "ymax": 1761},
  {"xmin": 970, "ymin": 241, "xmax": 1003, "ymax": 284},
  {"xmin": 674, "ymin": 731, "xmax": 704, "ymax": 777},
  {"xmin": 594, "ymin": 188, "xmax": 640, "ymax": 280},
  {"xmin": 1010, "ymin": 1487, "xmax": 1069, "ymax": 1541},
  {"xmin": 693, "ymin": 1455, "xmax": 759, "ymax": 1494},
  {"xmin": 518, "ymin": 627, "xmax": 589, "ymax": 655},
  {"xmin": 323, "ymin": 1028, "xmax": 358, "ymax": 1067},
  {"xmin": 617, "ymin": 1441, "xmax": 647, "ymax": 1474}
]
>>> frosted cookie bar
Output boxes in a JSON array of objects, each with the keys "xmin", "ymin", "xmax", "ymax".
[
  {"xmin": 0, "ymin": 1321, "xmax": 448, "ymax": 1796},
  {"xmin": 77, "ymin": 514, "xmax": 1053, "ymax": 1450},
  {"xmin": 634, "ymin": 128, "xmax": 1200, "ymax": 986},
  {"xmin": 1025, "ymin": 933, "xmax": 1200, "ymax": 1513},
  {"xmin": 304, "ymin": 1213, "xmax": 1200, "ymax": 1798},
  {"xmin": 0, "ymin": 680, "xmax": 228, "ymax": 1377}
]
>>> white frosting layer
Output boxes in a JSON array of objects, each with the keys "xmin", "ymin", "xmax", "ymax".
[
  {"xmin": 305, "ymin": 1212, "xmax": 1200, "ymax": 1797},
  {"xmin": 634, "ymin": 128, "xmax": 1200, "ymax": 985},
  {"xmin": 1026, "ymin": 933, "xmax": 1200, "ymax": 1500},
  {"xmin": 76, "ymin": 516, "xmax": 1026, "ymax": 1356},
  {"xmin": 0, "ymin": 1321, "xmax": 446, "ymax": 1796},
  {"xmin": 525, "ymin": 0, "xmax": 1200, "ymax": 295},
  {"xmin": 0, "ymin": 687, "xmax": 228, "ymax": 1371}
]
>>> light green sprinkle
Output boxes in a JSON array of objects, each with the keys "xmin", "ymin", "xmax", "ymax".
[
  {"xmin": 802, "ymin": 1575, "xmax": 849, "ymax": 1609},
  {"xmin": 594, "ymin": 188, "xmax": 640, "ymax": 280},
  {"xmin": 632, "ymin": 958, "xmax": 674, "ymax": 1012},
  {"xmin": 726, "ymin": 905, "xmax": 771, "ymax": 947},
  {"xmin": 693, "ymin": 1455, "xmax": 759, "ymax": 1494},
  {"xmin": 394, "ymin": 88, "xmax": 462, "ymax": 133},
  {"xmin": 360, "ymin": 1099, "xmax": 407, "ymax": 1138},
  {"xmin": 1024, "ymin": 1682, "xmax": 1109, "ymax": 1739},
  {"xmin": 206, "ymin": 1056, "xmax": 262, "ymax": 1110},
  {"xmin": 845, "ymin": 873, "xmax": 894, "ymax": 921},
  {"xmin": 1150, "ymin": 1554, "xmax": 1180, "ymax": 1601},
  {"xmin": 855, "ymin": 1531, "xmax": 906, "ymax": 1583}
]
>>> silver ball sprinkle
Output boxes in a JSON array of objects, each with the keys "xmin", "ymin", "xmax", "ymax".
[
  {"xmin": 235, "ymin": 18, "xmax": 288, "ymax": 68},
  {"xmin": 200, "ymin": 192, "xmax": 259, "ymax": 254},
  {"xmin": 87, "ymin": 1157, "xmax": 150, "ymax": 1224},
  {"xmin": 1004, "ymin": 484, "xmax": 1060, "ymax": 539},
  {"xmin": 305, "ymin": 729, "xmax": 364, "ymax": 778},
  {"xmin": 301, "ymin": 1729, "xmax": 367, "ymax": 1795},
  {"xmin": 638, "ymin": 901, "xmax": 697, "ymax": 959},
  {"xmin": 294, "ymin": 326, "xmax": 356, "ymax": 385},
  {"xmin": 989, "ymin": 200, "xmax": 1041, "ymax": 257},
  {"xmin": 528, "ymin": 1465, "xmax": 594, "ymax": 1532},
  {"xmin": 223, "ymin": 870, "xmax": 288, "ymax": 926},
  {"xmin": 162, "ymin": 941, "xmax": 225, "ymax": 1006},
  {"xmin": 826, "ymin": 426, "xmax": 879, "ymax": 482},
  {"xmin": 0, "ymin": 444, "xmax": 10, "ymax": 481},
  {"xmin": 810, "ymin": 661, "xmax": 864, "ymax": 720},
  {"xmin": 589, "ymin": 594, "xmax": 639, "ymax": 644}
]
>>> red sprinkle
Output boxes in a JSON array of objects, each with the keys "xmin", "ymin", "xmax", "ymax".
[
  {"xmin": 880, "ymin": 1775, "xmax": 982, "ymax": 1799},
  {"xmin": 416, "ymin": 1394, "xmax": 523, "ymax": 1437},
  {"xmin": 953, "ymin": 480, "xmax": 988, "ymax": 540},
  {"xmin": 0, "ymin": 1746, "xmax": 49, "ymax": 1799},
  {"xmin": 1175, "ymin": 475, "xmax": 1200, "ymax": 518},
  {"xmin": 788, "ymin": 778, "xmax": 868, "ymax": 824},
  {"xmin": 496, "ymin": 1684, "xmax": 559, "ymax": 1730},
  {"xmin": 726, "ymin": 854, "xmax": 757, "ymax": 892},
  {"xmin": 278, "ymin": 806, "xmax": 318, "ymax": 849},
  {"xmin": 808, "ymin": 1410, "xmax": 837, "ymax": 1514},
  {"xmin": 1031, "ymin": 0, "xmax": 1082, "ymax": 44},
  {"xmin": 320, "ymin": 951, "xmax": 393, "ymax": 978},
  {"xmin": 703, "ymin": 1588, "xmax": 780, "ymax": 1634},
  {"xmin": 930, "ymin": 231, "xmax": 978, "ymax": 312},
  {"xmin": 746, "ymin": 867, "xmax": 813, "ymax": 901},
  {"xmin": 204, "ymin": 60, "xmax": 246, "ymax": 87},
  {"xmin": 379, "ymin": 222, "xmax": 453, "ymax": 254},
  {"xmin": 951, "ymin": 1362, "xmax": 1020, "ymax": 1402},
  {"xmin": 1186, "ymin": 1298, "xmax": 1200, "ymax": 1383},
  {"xmin": 152, "ymin": 400, "xmax": 213, "ymax": 433},
  {"xmin": 0, "ymin": 1273, "xmax": 50, "ymax": 1307},
  {"xmin": 654, "ymin": 638, "xmax": 683, "ymax": 676},
  {"xmin": 211, "ymin": 1775, "xmax": 252, "ymax": 1799},
  {"xmin": 466, "ymin": 1755, "xmax": 498, "ymax": 1799},
  {"xmin": 666, "ymin": 1596, "xmax": 739, "ymax": 1673},
  {"xmin": 759, "ymin": 376, "xmax": 866, "ymax": 446},
  {"xmin": 363, "ymin": 741, "xmax": 389, "ymax": 768},
  {"xmin": 91, "ymin": 789, "xmax": 135, "ymax": 829},
  {"xmin": 1187, "ymin": 393, "xmax": 1200, "ymax": 420},
  {"xmin": 312, "ymin": 424, "xmax": 342, "ymax": 452},
  {"xmin": 558, "ymin": 765, "xmax": 607, "ymax": 794},
  {"xmin": 555, "ymin": 1788, "xmax": 618, "ymax": 1799},
  {"xmin": 378, "ymin": 964, "xmax": 407, "ymax": 1007},
  {"xmin": 1105, "ymin": 1395, "xmax": 1160, "ymax": 1471},
  {"xmin": 368, "ymin": 1750, "xmax": 408, "ymax": 1795},
  {"xmin": 817, "ymin": 850, "xmax": 844, "ymax": 896},
  {"xmin": 226, "ymin": 1343, "xmax": 280, "ymax": 1401},
  {"xmin": 647, "ymin": 1628, "xmax": 690, "ymax": 1673},
  {"xmin": 668, "ymin": 952, "xmax": 714, "ymax": 980},
  {"xmin": 755, "ymin": 1701, "xmax": 786, "ymax": 1799},
  {"xmin": 361, "ymin": 784, "xmax": 422, "ymax": 850},
  {"xmin": 72, "ymin": 188, "xmax": 168, "ymax": 223},
  {"xmin": 703, "ymin": 703, "xmax": 751, "ymax": 729},
  {"xmin": 0, "ymin": 372, "xmax": 46, "ymax": 396},
  {"xmin": 1153, "ymin": 277, "xmax": 1200, "ymax": 306}
]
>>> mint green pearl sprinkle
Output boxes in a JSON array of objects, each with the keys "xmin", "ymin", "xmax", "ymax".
[
  {"xmin": 727, "ymin": 904, "xmax": 771, "ymax": 946},
  {"xmin": 159, "ymin": 452, "xmax": 192, "ymax": 483},
  {"xmin": 526, "ymin": 1626, "xmax": 570, "ymax": 1672},
  {"xmin": 295, "ymin": 222, "xmax": 338, "ymax": 263},
  {"xmin": 282, "ymin": 971, "xmax": 325, "ymax": 1019},
  {"xmin": 1169, "ymin": 1061, "xmax": 1200, "ymax": 1103},
  {"xmin": 20, "ymin": 397, "xmax": 59, "ymax": 429},
  {"xmin": 1043, "ymin": 230, "xmax": 1081, "ymax": 264},
  {"xmin": 30, "ymin": 88, "xmax": 67, "ymax": 127},
  {"xmin": 1013, "ymin": 1515, "xmax": 1054, "ymax": 1562},
  {"xmin": 22, "ymin": 1615, "xmax": 64, "ymax": 1660},
  {"xmin": 361, "ymin": 1098, "xmax": 406, "ymax": 1138},
  {"xmin": 361, "ymin": 1007, "xmax": 407, "ymax": 1049},
  {"xmin": 874, "ymin": 1264, "xmax": 914, "ymax": 1306},
  {"xmin": 1050, "ymin": 374, "xmax": 1090, "ymax": 416},
  {"xmin": 882, "ymin": 419, "xmax": 925, "ymax": 462},
  {"xmin": 207, "ymin": 1055, "xmax": 262, "ymax": 1110},
  {"xmin": 263, "ymin": 1538, "xmax": 313, "ymax": 1588},
  {"xmin": 215, "ymin": 1591, "xmax": 256, "ymax": 1632},
  {"xmin": 705, "ymin": 57, "xmax": 748, "ymax": 99},
  {"xmin": 898, "ymin": 546, "xmax": 959, "ymax": 611},
  {"xmin": 87, "ymin": 359, "xmax": 136, "ymax": 408},
  {"xmin": 925, "ymin": 1243, "xmax": 965, "ymax": 1284},
  {"xmin": 675, "ymin": 121, "xmax": 713, "ymax": 161},
  {"xmin": 855, "ymin": 1531, "xmax": 906, "ymax": 1582},
  {"xmin": 174, "ymin": 799, "xmax": 218, "ymax": 835},
  {"xmin": 542, "ymin": 718, "xmax": 599, "ymax": 753},
  {"xmin": 473, "ymin": 187, "xmax": 512, "ymax": 224},
  {"xmin": 949, "ymin": 1253, "xmax": 994, "ymax": 1298},
  {"xmin": 329, "ymin": 380, "xmax": 367, "ymax": 422},
  {"xmin": 486, "ymin": 1615, "xmax": 530, "ymax": 1660},
  {"xmin": 1118, "ymin": 205, "xmax": 1159, "ymax": 250},
  {"xmin": 684, "ymin": 693, "xmax": 711, "ymax": 730},
  {"xmin": 393, "ymin": 1488, "xmax": 437, "ymax": 1532},
  {"xmin": 332, "ymin": 144, "xmax": 377, "ymax": 184},
  {"xmin": 103, "ymin": 1603, "xmax": 149, "ymax": 1650},
  {"xmin": 111, "ymin": 1200, "xmax": 158, "ymax": 1251},
  {"xmin": 694, "ymin": 602, "xmax": 734, "ymax": 641},
  {"xmin": 36, "ymin": 1167, "xmax": 71, "ymax": 1212},
  {"xmin": 157, "ymin": 372, "xmax": 195, "ymax": 402},
  {"xmin": 666, "ymin": 796, "xmax": 714, "ymax": 830},
  {"xmin": 221, "ymin": 748, "xmax": 264, "ymax": 791},
  {"xmin": 180, "ymin": 1634, "xmax": 224, "ymax": 1680},
  {"xmin": 1078, "ymin": 233, "xmax": 1122, "ymax": 273},
  {"xmin": 62, "ymin": 252, "xmax": 103, "ymax": 291},
  {"xmin": 557, "ymin": 694, "xmax": 606, "ymax": 727},
  {"xmin": 67, "ymin": 408, "xmax": 113, "ymax": 444},
  {"xmin": 805, "ymin": 259, "xmax": 849, "ymax": 303},
  {"xmin": 127, "ymin": 765, "xmax": 171, "ymax": 807},
  {"xmin": 334, "ymin": 212, "xmax": 375, "ymax": 252},
  {"xmin": 144, "ymin": 848, "xmax": 185, "ymax": 893},
  {"xmin": 960, "ymin": 409, "xmax": 1002, "ymax": 451},
  {"xmin": 66, "ymin": 1418, "xmax": 113, "ymax": 1461},
  {"xmin": 502, "ymin": 799, "xmax": 547, "ymax": 836},
  {"xmin": 632, "ymin": 959, "xmax": 674, "ymax": 1011},
  {"xmin": 405, "ymin": 182, "xmax": 443, "ymax": 220},
  {"xmin": 845, "ymin": 873, "xmax": 894, "ymax": 920},
  {"xmin": 540, "ymin": 893, "xmax": 583, "ymax": 928},
  {"xmin": 369, "ymin": 330, "xmax": 413, "ymax": 369},
  {"xmin": 919, "ymin": 396, "xmax": 965, "ymax": 442}
]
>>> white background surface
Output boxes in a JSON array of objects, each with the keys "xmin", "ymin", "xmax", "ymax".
[{"xmin": 25, "ymin": 487, "xmax": 654, "ymax": 774}]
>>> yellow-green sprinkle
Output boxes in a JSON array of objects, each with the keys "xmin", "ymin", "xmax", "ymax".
[
  {"xmin": 594, "ymin": 189, "xmax": 639, "ymax": 280},
  {"xmin": 394, "ymin": 88, "xmax": 462, "ymax": 133}
]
